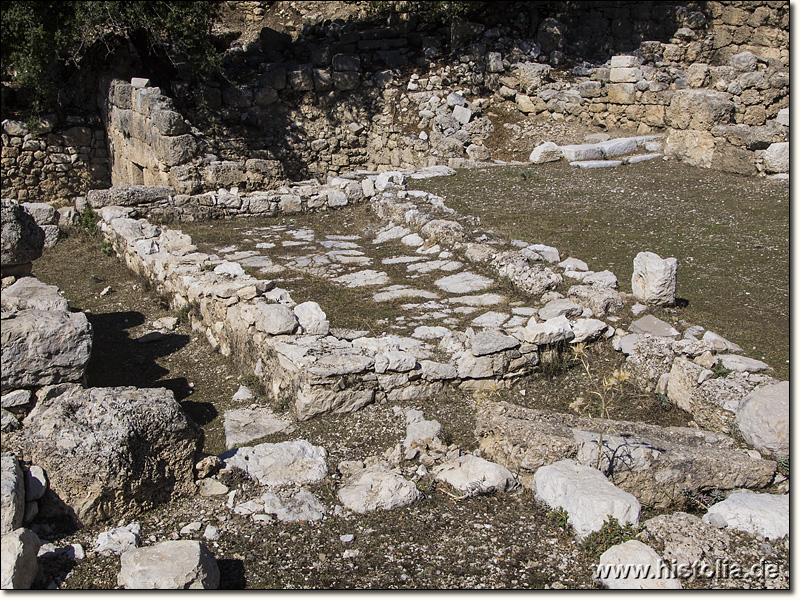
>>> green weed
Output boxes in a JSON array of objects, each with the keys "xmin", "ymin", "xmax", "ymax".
[{"xmin": 581, "ymin": 516, "xmax": 639, "ymax": 561}]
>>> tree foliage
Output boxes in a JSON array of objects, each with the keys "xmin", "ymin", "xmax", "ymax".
[
  {"xmin": 1, "ymin": 1, "xmax": 222, "ymax": 110},
  {"xmin": 348, "ymin": 1, "xmax": 484, "ymax": 24}
]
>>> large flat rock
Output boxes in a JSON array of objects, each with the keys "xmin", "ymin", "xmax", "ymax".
[{"xmin": 476, "ymin": 401, "xmax": 776, "ymax": 507}]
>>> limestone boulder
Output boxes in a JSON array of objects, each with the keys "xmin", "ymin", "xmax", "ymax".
[
  {"xmin": 338, "ymin": 464, "xmax": 421, "ymax": 513},
  {"xmin": 220, "ymin": 440, "xmax": 327, "ymax": 487},
  {"xmin": 3, "ymin": 385, "xmax": 200, "ymax": 526},
  {"xmin": 522, "ymin": 315, "xmax": 574, "ymax": 345},
  {"xmin": 1, "ymin": 454, "xmax": 24, "ymax": 535},
  {"xmin": 703, "ymin": 490, "xmax": 789, "ymax": 540},
  {"xmin": 529, "ymin": 142, "xmax": 562, "ymax": 164},
  {"xmin": 632, "ymin": 252, "xmax": 677, "ymax": 306},
  {"xmin": 117, "ymin": 541, "xmax": 220, "ymax": 589},
  {"xmin": 1, "ymin": 199, "xmax": 44, "ymax": 274},
  {"xmin": 735, "ymin": 381, "xmax": 789, "ymax": 459},
  {"xmin": 762, "ymin": 142, "xmax": 789, "ymax": 174},
  {"xmin": 293, "ymin": 301, "xmax": 329, "ymax": 335},
  {"xmin": 434, "ymin": 455, "xmax": 517, "ymax": 495},
  {"xmin": 1, "ymin": 528, "xmax": 40, "ymax": 589},
  {"xmin": 596, "ymin": 541, "xmax": 681, "ymax": 589},
  {"xmin": 0, "ymin": 276, "xmax": 70, "ymax": 312},
  {"xmin": 1, "ymin": 309, "xmax": 93, "ymax": 391},
  {"xmin": 533, "ymin": 459, "xmax": 641, "ymax": 539}
]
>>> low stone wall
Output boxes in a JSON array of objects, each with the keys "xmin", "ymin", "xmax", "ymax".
[{"xmin": 1, "ymin": 118, "xmax": 109, "ymax": 202}]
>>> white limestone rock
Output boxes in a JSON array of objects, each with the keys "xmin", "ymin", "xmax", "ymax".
[
  {"xmin": 529, "ymin": 141, "xmax": 562, "ymax": 164},
  {"xmin": 338, "ymin": 464, "xmax": 421, "ymax": 513},
  {"xmin": 220, "ymin": 440, "xmax": 327, "ymax": 487},
  {"xmin": 763, "ymin": 142, "xmax": 788, "ymax": 174},
  {"xmin": 419, "ymin": 360, "xmax": 458, "ymax": 381},
  {"xmin": 404, "ymin": 409, "xmax": 442, "ymax": 449},
  {"xmin": 596, "ymin": 540, "xmax": 681, "ymax": 589},
  {"xmin": 293, "ymin": 301, "xmax": 330, "ymax": 335},
  {"xmin": 1, "ymin": 528, "xmax": 40, "ymax": 589},
  {"xmin": 1, "ymin": 455, "xmax": 24, "ymax": 535},
  {"xmin": 718, "ymin": 354, "xmax": 771, "ymax": 373},
  {"xmin": 95, "ymin": 523, "xmax": 141, "ymax": 556},
  {"xmin": 117, "ymin": 540, "xmax": 220, "ymax": 589},
  {"xmin": 522, "ymin": 315, "xmax": 574, "ymax": 345},
  {"xmin": 632, "ymin": 252, "xmax": 677, "ymax": 306},
  {"xmin": 259, "ymin": 488, "xmax": 326, "ymax": 522},
  {"xmin": 434, "ymin": 455, "xmax": 517, "ymax": 495},
  {"xmin": 435, "ymin": 272, "xmax": 494, "ymax": 294},
  {"xmin": 375, "ymin": 350, "xmax": 417, "ymax": 374},
  {"xmin": 571, "ymin": 318, "xmax": 608, "ymax": 343},
  {"xmin": 735, "ymin": 381, "xmax": 789, "ymax": 459},
  {"xmin": 702, "ymin": 490, "xmax": 789, "ymax": 540},
  {"xmin": 533, "ymin": 459, "xmax": 640, "ymax": 539}
]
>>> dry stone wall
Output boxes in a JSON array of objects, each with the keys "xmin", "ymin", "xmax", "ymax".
[{"xmin": 1, "ymin": 118, "xmax": 109, "ymax": 202}]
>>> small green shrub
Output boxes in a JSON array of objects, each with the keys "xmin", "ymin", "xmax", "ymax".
[
  {"xmin": 547, "ymin": 505, "xmax": 570, "ymax": 531},
  {"xmin": 711, "ymin": 360, "xmax": 732, "ymax": 378},
  {"xmin": 581, "ymin": 516, "xmax": 639, "ymax": 561},
  {"xmin": 98, "ymin": 240, "xmax": 113, "ymax": 256},
  {"xmin": 777, "ymin": 457, "xmax": 789, "ymax": 478},
  {"xmin": 177, "ymin": 305, "xmax": 191, "ymax": 324},
  {"xmin": 79, "ymin": 206, "xmax": 100, "ymax": 236}
]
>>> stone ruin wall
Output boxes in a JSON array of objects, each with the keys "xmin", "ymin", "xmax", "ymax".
[
  {"xmin": 0, "ymin": 1, "xmax": 789, "ymax": 201},
  {"xmin": 0, "ymin": 118, "xmax": 109, "ymax": 202}
]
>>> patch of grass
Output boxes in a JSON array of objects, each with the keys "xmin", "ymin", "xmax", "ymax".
[
  {"xmin": 580, "ymin": 517, "xmax": 640, "ymax": 561},
  {"xmin": 679, "ymin": 487, "xmax": 726, "ymax": 514},
  {"xmin": 776, "ymin": 457, "xmax": 788, "ymax": 479}
]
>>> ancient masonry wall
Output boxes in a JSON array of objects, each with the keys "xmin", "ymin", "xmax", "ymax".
[{"xmin": 0, "ymin": 118, "xmax": 109, "ymax": 202}]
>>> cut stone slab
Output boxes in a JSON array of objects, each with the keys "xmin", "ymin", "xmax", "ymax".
[
  {"xmin": 1, "ymin": 528, "xmax": 40, "ymax": 590},
  {"xmin": 334, "ymin": 270, "xmax": 390, "ymax": 287},
  {"xmin": 596, "ymin": 540, "xmax": 682, "ymax": 589},
  {"xmin": 448, "ymin": 293, "xmax": 506, "ymax": 306},
  {"xmin": 470, "ymin": 311, "xmax": 509, "ymax": 328},
  {"xmin": 373, "ymin": 287, "xmax": 439, "ymax": 302},
  {"xmin": 632, "ymin": 251, "xmax": 678, "ymax": 306},
  {"xmin": 736, "ymin": 381, "xmax": 788, "ymax": 459},
  {"xmin": 375, "ymin": 350, "xmax": 417, "ymax": 374},
  {"xmin": 338, "ymin": 464, "xmax": 421, "ymax": 513},
  {"xmin": 717, "ymin": 354, "xmax": 771, "ymax": 373},
  {"xmin": 702, "ymin": 490, "xmax": 789, "ymax": 540},
  {"xmin": 434, "ymin": 272, "xmax": 494, "ymax": 294},
  {"xmin": 471, "ymin": 331, "xmax": 520, "ymax": 356},
  {"xmin": 117, "ymin": 540, "xmax": 220, "ymax": 589},
  {"xmin": 1, "ymin": 454, "xmax": 24, "ymax": 535},
  {"xmin": 626, "ymin": 153, "xmax": 662, "ymax": 164},
  {"xmin": 628, "ymin": 315, "xmax": 680, "ymax": 339},
  {"xmin": 223, "ymin": 407, "xmax": 293, "ymax": 449},
  {"xmin": 259, "ymin": 488, "xmax": 326, "ymax": 522},
  {"xmin": 533, "ymin": 459, "xmax": 640, "ymax": 539},
  {"xmin": 434, "ymin": 455, "xmax": 517, "ymax": 495},
  {"xmin": 570, "ymin": 160, "xmax": 624, "ymax": 169},
  {"xmin": 476, "ymin": 402, "xmax": 777, "ymax": 508},
  {"xmin": 220, "ymin": 440, "xmax": 327, "ymax": 487}
]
